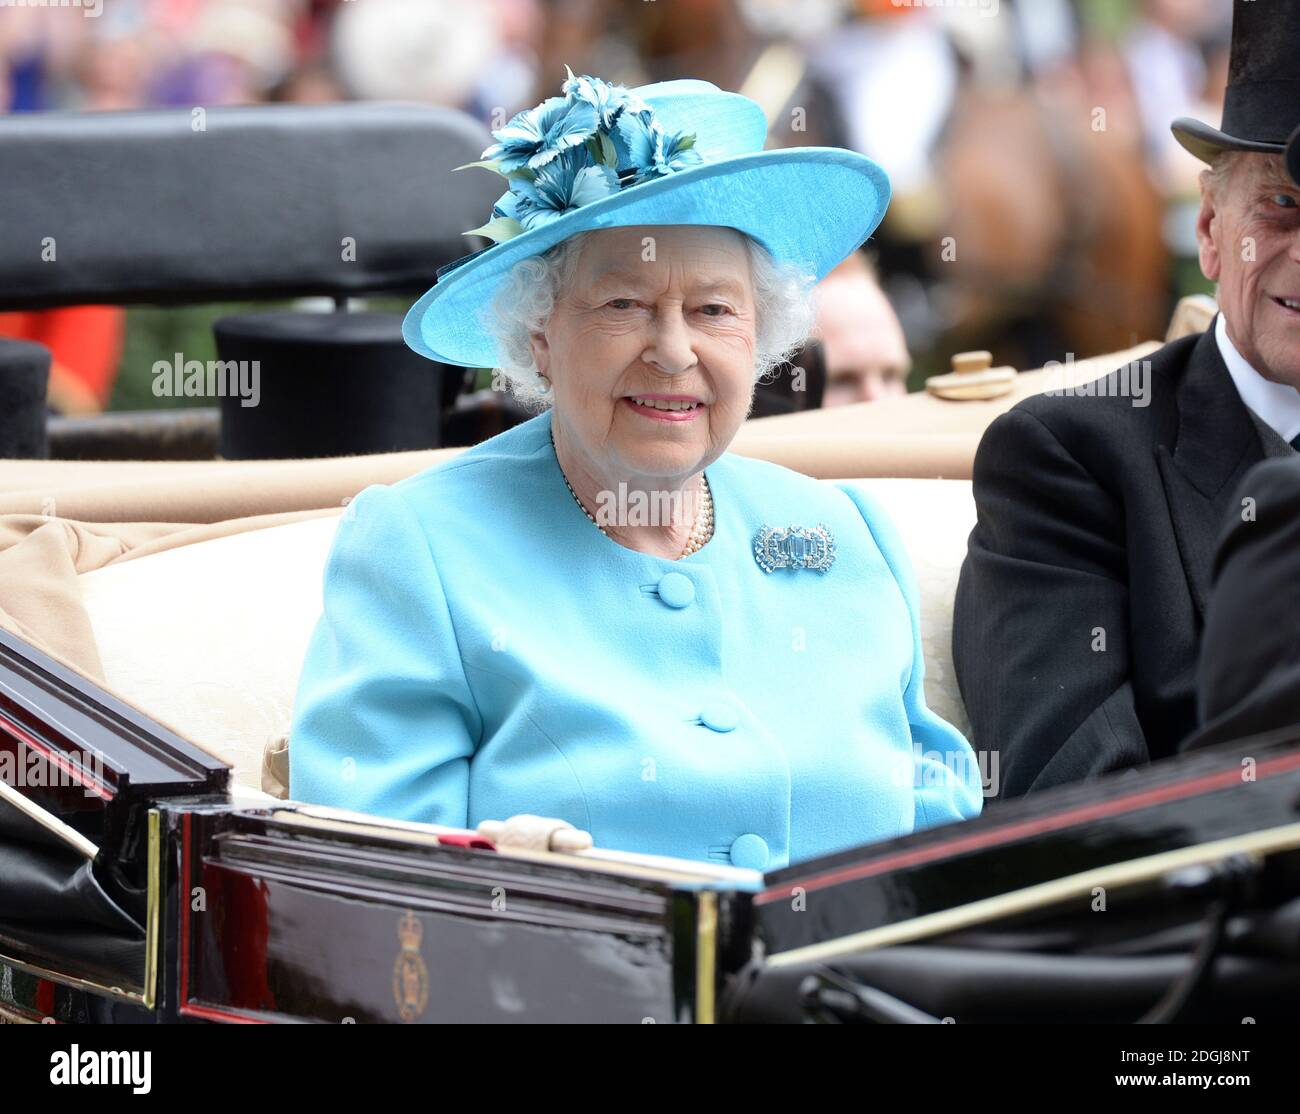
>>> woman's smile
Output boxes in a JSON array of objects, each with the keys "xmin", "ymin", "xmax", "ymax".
[{"xmin": 621, "ymin": 393, "xmax": 706, "ymax": 422}]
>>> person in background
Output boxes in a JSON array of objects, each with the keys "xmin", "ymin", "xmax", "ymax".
[
  {"xmin": 814, "ymin": 251, "xmax": 910, "ymax": 406},
  {"xmin": 953, "ymin": 0, "xmax": 1300, "ymax": 797},
  {"xmin": 0, "ymin": 308, "xmax": 124, "ymax": 413},
  {"xmin": 1122, "ymin": 0, "xmax": 1231, "ymax": 190}
]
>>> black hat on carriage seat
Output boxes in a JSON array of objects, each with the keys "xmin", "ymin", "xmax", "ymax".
[
  {"xmin": 1288, "ymin": 124, "xmax": 1300, "ymax": 184},
  {"xmin": 1172, "ymin": 0, "xmax": 1300, "ymax": 164}
]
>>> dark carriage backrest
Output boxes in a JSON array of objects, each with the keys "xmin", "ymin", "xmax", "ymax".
[{"xmin": 0, "ymin": 102, "xmax": 495, "ymax": 310}]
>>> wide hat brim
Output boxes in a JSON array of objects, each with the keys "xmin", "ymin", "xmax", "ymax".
[
  {"xmin": 1171, "ymin": 116, "xmax": 1286, "ymax": 165},
  {"xmin": 403, "ymin": 147, "xmax": 890, "ymax": 368},
  {"xmin": 1288, "ymin": 125, "xmax": 1300, "ymax": 186}
]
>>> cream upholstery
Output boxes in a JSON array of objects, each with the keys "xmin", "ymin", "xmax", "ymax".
[
  {"xmin": 855, "ymin": 480, "xmax": 975, "ymax": 741},
  {"xmin": 78, "ymin": 478, "xmax": 975, "ymax": 791},
  {"xmin": 81, "ymin": 516, "xmax": 340, "ymax": 790}
]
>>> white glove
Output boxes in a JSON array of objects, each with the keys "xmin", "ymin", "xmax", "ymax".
[{"xmin": 476, "ymin": 814, "xmax": 593, "ymax": 854}]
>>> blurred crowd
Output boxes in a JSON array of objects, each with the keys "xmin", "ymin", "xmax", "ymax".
[{"xmin": 0, "ymin": 0, "xmax": 1235, "ymax": 413}]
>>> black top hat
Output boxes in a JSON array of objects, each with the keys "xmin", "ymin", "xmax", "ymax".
[
  {"xmin": 1172, "ymin": 0, "xmax": 1300, "ymax": 163},
  {"xmin": 1288, "ymin": 124, "xmax": 1300, "ymax": 184}
]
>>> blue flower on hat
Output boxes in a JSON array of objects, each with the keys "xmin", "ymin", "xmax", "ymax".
[
  {"xmin": 457, "ymin": 66, "xmax": 702, "ymax": 245},
  {"xmin": 613, "ymin": 111, "xmax": 703, "ymax": 184},
  {"xmin": 482, "ymin": 94, "xmax": 600, "ymax": 174},
  {"xmin": 510, "ymin": 145, "xmax": 620, "ymax": 231},
  {"xmin": 561, "ymin": 66, "xmax": 649, "ymax": 130}
]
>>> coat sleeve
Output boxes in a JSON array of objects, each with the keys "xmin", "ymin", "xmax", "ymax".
[
  {"xmin": 838, "ymin": 483, "xmax": 984, "ymax": 830},
  {"xmin": 288, "ymin": 482, "xmax": 481, "ymax": 826},
  {"xmin": 953, "ymin": 407, "xmax": 1148, "ymax": 797}
]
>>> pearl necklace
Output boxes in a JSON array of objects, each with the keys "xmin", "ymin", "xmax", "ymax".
[{"xmin": 552, "ymin": 434, "xmax": 714, "ymax": 559}]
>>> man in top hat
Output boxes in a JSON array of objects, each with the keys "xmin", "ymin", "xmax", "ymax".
[
  {"xmin": 953, "ymin": 0, "xmax": 1300, "ymax": 796},
  {"xmin": 1185, "ymin": 121, "xmax": 1300, "ymax": 754}
]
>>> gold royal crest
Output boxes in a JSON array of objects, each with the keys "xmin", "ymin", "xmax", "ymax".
[{"xmin": 392, "ymin": 910, "xmax": 429, "ymax": 1022}]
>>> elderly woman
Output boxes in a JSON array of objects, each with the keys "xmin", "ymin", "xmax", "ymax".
[{"xmin": 289, "ymin": 73, "xmax": 981, "ymax": 871}]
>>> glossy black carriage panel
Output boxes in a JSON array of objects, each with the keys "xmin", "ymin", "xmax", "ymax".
[
  {"xmin": 173, "ymin": 806, "xmax": 726, "ymax": 1023},
  {"xmin": 0, "ymin": 627, "xmax": 226, "ymax": 1004},
  {"xmin": 754, "ymin": 730, "xmax": 1300, "ymax": 960}
]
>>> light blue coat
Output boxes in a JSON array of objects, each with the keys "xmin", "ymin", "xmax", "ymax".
[{"xmin": 289, "ymin": 412, "xmax": 982, "ymax": 871}]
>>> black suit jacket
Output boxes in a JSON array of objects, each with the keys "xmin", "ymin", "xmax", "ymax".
[
  {"xmin": 1185, "ymin": 456, "xmax": 1300, "ymax": 751},
  {"xmin": 953, "ymin": 325, "xmax": 1270, "ymax": 796}
]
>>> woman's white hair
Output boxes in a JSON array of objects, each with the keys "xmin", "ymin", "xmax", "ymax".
[{"xmin": 481, "ymin": 229, "xmax": 818, "ymax": 409}]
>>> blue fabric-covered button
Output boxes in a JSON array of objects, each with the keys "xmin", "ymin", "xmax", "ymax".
[
  {"xmin": 699, "ymin": 700, "xmax": 738, "ymax": 732},
  {"xmin": 657, "ymin": 572, "xmax": 695, "ymax": 609},
  {"xmin": 729, "ymin": 833, "xmax": 769, "ymax": 870}
]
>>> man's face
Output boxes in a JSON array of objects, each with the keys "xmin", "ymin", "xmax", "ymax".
[
  {"xmin": 815, "ymin": 266, "xmax": 910, "ymax": 406},
  {"xmin": 1197, "ymin": 153, "xmax": 1300, "ymax": 387}
]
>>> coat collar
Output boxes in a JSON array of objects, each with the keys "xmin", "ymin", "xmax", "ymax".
[
  {"xmin": 1167, "ymin": 321, "xmax": 1261, "ymax": 498},
  {"xmin": 1156, "ymin": 322, "xmax": 1265, "ymax": 616}
]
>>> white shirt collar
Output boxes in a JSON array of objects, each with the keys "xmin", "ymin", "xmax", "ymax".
[{"xmin": 1215, "ymin": 314, "xmax": 1300, "ymax": 445}]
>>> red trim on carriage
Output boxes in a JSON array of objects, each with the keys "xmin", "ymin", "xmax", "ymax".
[
  {"xmin": 0, "ymin": 712, "xmax": 113, "ymax": 800},
  {"xmin": 176, "ymin": 811, "xmax": 272, "ymax": 1024}
]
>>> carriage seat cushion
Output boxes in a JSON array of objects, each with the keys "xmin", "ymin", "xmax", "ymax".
[{"xmin": 76, "ymin": 478, "xmax": 976, "ymax": 793}]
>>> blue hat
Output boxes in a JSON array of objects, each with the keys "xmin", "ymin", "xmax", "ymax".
[{"xmin": 403, "ymin": 70, "xmax": 891, "ymax": 368}]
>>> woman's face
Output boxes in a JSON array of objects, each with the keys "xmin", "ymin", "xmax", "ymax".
[{"xmin": 531, "ymin": 225, "xmax": 758, "ymax": 482}]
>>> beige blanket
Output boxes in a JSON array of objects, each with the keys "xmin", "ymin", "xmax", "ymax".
[{"xmin": 0, "ymin": 448, "xmax": 460, "ymax": 682}]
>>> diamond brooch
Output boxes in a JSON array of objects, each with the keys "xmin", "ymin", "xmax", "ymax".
[{"xmin": 752, "ymin": 524, "xmax": 836, "ymax": 574}]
